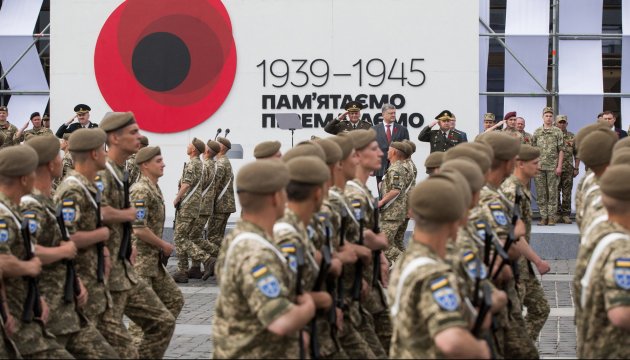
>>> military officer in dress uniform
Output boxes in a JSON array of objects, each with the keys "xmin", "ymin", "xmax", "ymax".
[
  {"xmin": 0, "ymin": 106, "xmax": 18, "ymax": 148},
  {"xmin": 55, "ymin": 104, "xmax": 99, "ymax": 138},
  {"xmin": 324, "ymin": 101, "xmax": 372, "ymax": 134},
  {"xmin": 418, "ymin": 110, "xmax": 467, "ymax": 153},
  {"xmin": 14, "ymin": 112, "xmax": 54, "ymax": 143}
]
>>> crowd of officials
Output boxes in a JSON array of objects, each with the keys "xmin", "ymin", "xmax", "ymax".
[{"xmin": 0, "ymin": 101, "xmax": 629, "ymax": 359}]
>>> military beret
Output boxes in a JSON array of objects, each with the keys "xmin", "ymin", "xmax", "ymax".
[
  {"xmin": 192, "ymin": 137, "xmax": 206, "ymax": 155},
  {"xmin": 390, "ymin": 141, "xmax": 411, "ymax": 157},
  {"xmin": 424, "ymin": 152, "xmax": 444, "ymax": 169},
  {"xmin": 345, "ymin": 101, "xmax": 364, "ymax": 113},
  {"xmin": 62, "ymin": 132, "xmax": 71, "ymax": 141},
  {"xmin": 435, "ymin": 110, "xmax": 453, "ymax": 122},
  {"xmin": 517, "ymin": 144, "xmax": 540, "ymax": 161},
  {"xmin": 0, "ymin": 145, "xmax": 38, "ymax": 177},
  {"xmin": 139, "ymin": 136, "xmax": 149, "ymax": 147},
  {"xmin": 480, "ymin": 132, "xmax": 520, "ymax": 161},
  {"xmin": 328, "ymin": 136, "xmax": 353, "ymax": 159},
  {"xmin": 444, "ymin": 144, "xmax": 488, "ymax": 173},
  {"xmin": 136, "ymin": 146, "xmax": 161, "ymax": 165},
  {"xmin": 348, "ymin": 129, "xmax": 376, "ymax": 150},
  {"xmin": 611, "ymin": 147, "xmax": 630, "ymax": 165},
  {"xmin": 578, "ymin": 129, "xmax": 617, "ymax": 167},
  {"xmin": 441, "ymin": 158, "xmax": 485, "ymax": 193},
  {"xmin": 468, "ymin": 141, "xmax": 495, "ymax": 162},
  {"xmin": 556, "ymin": 115, "xmax": 567, "ymax": 123},
  {"xmin": 254, "ymin": 141, "xmax": 281, "ymax": 159},
  {"xmin": 409, "ymin": 175, "xmax": 466, "ymax": 222},
  {"xmin": 25, "ymin": 135, "xmax": 60, "ymax": 166},
  {"xmin": 574, "ymin": 122, "xmax": 611, "ymax": 150},
  {"xmin": 74, "ymin": 104, "xmax": 91, "ymax": 113},
  {"xmin": 68, "ymin": 128, "xmax": 107, "ymax": 152},
  {"xmin": 402, "ymin": 139, "xmax": 416, "ymax": 154},
  {"xmin": 542, "ymin": 107, "xmax": 553, "ymax": 115},
  {"xmin": 504, "ymin": 111, "xmax": 516, "ymax": 120},
  {"xmin": 438, "ymin": 169, "xmax": 472, "ymax": 209},
  {"xmin": 286, "ymin": 156, "xmax": 330, "ymax": 184},
  {"xmin": 30, "ymin": 112, "xmax": 40, "ymax": 120},
  {"xmin": 217, "ymin": 137, "xmax": 231, "ymax": 150},
  {"xmin": 0, "ymin": 106, "xmax": 7, "ymax": 112},
  {"xmin": 600, "ymin": 164, "xmax": 630, "ymax": 201},
  {"xmin": 613, "ymin": 136, "xmax": 630, "ymax": 153},
  {"xmin": 206, "ymin": 140, "xmax": 221, "ymax": 154},
  {"xmin": 100, "ymin": 112, "xmax": 136, "ymax": 132},
  {"xmin": 484, "ymin": 113, "xmax": 495, "ymax": 121},
  {"xmin": 237, "ymin": 160, "xmax": 290, "ymax": 195},
  {"xmin": 283, "ymin": 142, "xmax": 326, "ymax": 163},
  {"xmin": 313, "ymin": 138, "xmax": 342, "ymax": 165}
]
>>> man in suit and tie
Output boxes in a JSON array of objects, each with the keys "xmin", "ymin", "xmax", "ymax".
[
  {"xmin": 55, "ymin": 104, "xmax": 99, "ymax": 138},
  {"xmin": 418, "ymin": 110, "xmax": 466, "ymax": 153},
  {"xmin": 372, "ymin": 103, "xmax": 410, "ymax": 185}
]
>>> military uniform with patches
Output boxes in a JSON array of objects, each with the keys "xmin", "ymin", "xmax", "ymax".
[
  {"xmin": 0, "ymin": 122, "xmax": 18, "ymax": 148},
  {"xmin": 207, "ymin": 155, "xmax": 235, "ymax": 260},
  {"xmin": 532, "ymin": 126, "xmax": 564, "ymax": 221},
  {"xmin": 212, "ymin": 219, "xmax": 300, "ymax": 358},
  {"xmin": 557, "ymin": 130, "xmax": 576, "ymax": 219},
  {"xmin": 14, "ymin": 127, "xmax": 53, "ymax": 143},
  {"xmin": 576, "ymin": 170, "xmax": 597, "ymax": 230},
  {"xmin": 192, "ymin": 156, "xmax": 220, "ymax": 259},
  {"xmin": 379, "ymin": 161, "xmax": 411, "ymax": 263},
  {"xmin": 20, "ymin": 191, "xmax": 117, "ymax": 358}
]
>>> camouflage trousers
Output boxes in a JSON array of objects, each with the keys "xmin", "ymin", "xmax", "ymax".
[
  {"xmin": 534, "ymin": 170, "xmax": 559, "ymax": 218},
  {"xmin": 174, "ymin": 215, "xmax": 209, "ymax": 272},
  {"xmin": 190, "ymin": 214, "xmax": 221, "ymax": 268},
  {"xmin": 129, "ymin": 267, "xmax": 184, "ymax": 353},
  {"xmin": 55, "ymin": 321, "xmax": 118, "ymax": 358},
  {"xmin": 501, "ymin": 280, "xmax": 539, "ymax": 359},
  {"xmin": 381, "ymin": 219, "xmax": 405, "ymax": 264},
  {"xmin": 98, "ymin": 279, "xmax": 176, "ymax": 359},
  {"xmin": 557, "ymin": 167, "xmax": 574, "ymax": 216},
  {"xmin": 207, "ymin": 213, "xmax": 230, "ymax": 255},
  {"xmin": 517, "ymin": 275, "xmax": 550, "ymax": 341},
  {"xmin": 339, "ymin": 310, "xmax": 376, "ymax": 359},
  {"xmin": 355, "ymin": 306, "xmax": 387, "ymax": 359},
  {"xmin": 10, "ymin": 320, "xmax": 72, "ymax": 359}
]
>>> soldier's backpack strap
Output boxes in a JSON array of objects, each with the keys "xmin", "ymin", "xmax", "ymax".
[
  {"xmin": 223, "ymin": 232, "xmax": 286, "ymax": 275},
  {"xmin": 581, "ymin": 214, "xmax": 608, "ymax": 245},
  {"xmin": 390, "ymin": 257, "xmax": 437, "ymax": 317},
  {"xmin": 216, "ymin": 170, "xmax": 233, "ymax": 202},
  {"xmin": 202, "ymin": 161, "xmax": 219, "ymax": 197},
  {"xmin": 180, "ymin": 162, "xmax": 204, "ymax": 206}
]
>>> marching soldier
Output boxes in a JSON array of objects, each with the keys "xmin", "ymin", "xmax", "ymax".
[
  {"xmin": 254, "ymin": 140, "xmax": 282, "ymax": 159},
  {"xmin": 418, "ymin": 110, "xmax": 466, "ymax": 153},
  {"xmin": 126, "ymin": 135, "xmax": 149, "ymax": 186},
  {"xmin": 14, "ymin": 112, "xmax": 54, "ymax": 143},
  {"xmin": 424, "ymin": 151, "xmax": 444, "ymax": 175},
  {"xmin": 324, "ymin": 101, "xmax": 372, "ymax": 134},
  {"xmin": 0, "ymin": 263, "xmax": 20, "ymax": 358},
  {"xmin": 55, "ymin": 104, "xmax": 99, "ymax": 138},
  {"xmin": 555, "ymin": 115, "xmax": 579, "ymax": 224},
  {"xmin": 0, "ymin": 106, "xmax": 18, "ymax": 148}
]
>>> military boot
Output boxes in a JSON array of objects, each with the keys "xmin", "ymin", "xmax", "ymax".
[
  {"xmin": 547, "ymin": 217, "xmax": 556, "ymax": 226},
  {"xmin": 188, "ymin": 266, "xmax": 203, "ymax": 279},
  {"xmin": 172, "ymin": 270, "xmax": 189, "ymax": 283},
  {"xmin": 562, "ymin": 215, "xmax": 572, "ymax": 224},
  {"xmin": 202, "ymin": 257, "xmax": 217, "ymax": 281},
  {"xmin": 538, "ymin": 218, "xmax": 548, "ymax": 226}
]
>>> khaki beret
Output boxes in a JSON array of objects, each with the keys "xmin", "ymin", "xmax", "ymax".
[
  {"xmin": 613, "ymin": 136, "xmax": 630, "ymax": 153},
  {"xmin": 556, "ymin": 115, "xmax": 567, "ymax": 123},
  {"xmin": 611, "ymin": 147, "xmax": 630, "ymax": 165},
  {"xmin": 438, "ymin": 169, "xmax": 472, "ymax": 209},
  {"xmin": 390, "ymin": 141, "xmax": 411, "ymax": 157},
  {"xmin": 328, "ymin": 136, "xmax": 353, "ymax": 159},
  {"xmin": 348, "ymin": 129, "xmax": 376, "ymax": 150},
  {"xmin": 206, "ymin": 140, "xmax": 221, "ymax": 154},
  {"xmin": 192, "ymin": 137, "xmax": 206, "ymax": 155},
  {"xmin": 313, "ymin": 138, "xmax": 342, "ymax": 165},
  {"xmin": 440, "ymin": 158, "xmax": 485, "ymax": 193},
  {"xmin": 578, "ymin": 129, "xmax": 617, "ymax": 167},
  {"xmin": 484, "ymin": 113, "xmax": 495, "ymax": 121},
  {"xmin": 25, "ymin": 135, "xmax": 60, "ymax": 166},
  {"xmin": 217, "ymin": 137, "xmax": 231, "ymax": 150},
  {"xmin": 409, "ymin": 175, "xmax": 466, "ymax": 222},
  {"xmin": 0, "ymin": 145, "xmax": 38, "ymax": 177},
  {"xmin": 444, "ymin": 144, "xmax": 491, "ymax": 174},
  {"xmin": 68, "ymin": 128, "xmax": 107, "ymax": 152},
  {"xmin": 62, "ymin": 133, "xmax": 71, "ymax": 141},
  {"xmin": 286, "ymin": 156, "xmax": 330, "ymax": 184},
  {"xmin": 283, "ymin": 142, "xmax": 326, "ymax": 163},
  {"xmin": 254, "ymin": 141, "xmax": 281, "ymax": 159},
  {"xmin": 542, "ymin": 107, "xmax": 553, "ymax": 115},
  {"xmin": 517, "ymin": 144, "xmax": 540, "ymax": 161},
  {"xmin": 480, "ymin": 132, "xmax": 520, "ymax": 161},
  {"xmin": 139, "ymin": 136, "xmax": 149, "ymax": 147},
  {"xmin": 424, "ymin": 152, "xmax": 444, "ymax": 169},
  {"xmin": 136, "ymin": 146, "xmax": 161, "ymax": 165},
  {"xmin": 237, "ymin": 160, "xmax": 290, "ymax": 194},
  {"xmin": 575, "ymin": 122, "xmax": 610, "ymax": 150},
  {"xmin": 468, "ymin": 141, "xmax": 494, "ymax": 161},
  {"xmin": 600, "ymin": 164, "xmax": 630, "ymax": 201},
  {"xmin": 100, "ymin": 112, "xmax": 136, "ymax": 132},
  {"xmin": 402, "ymin": 139, "xmax": 416, "ymax": 154}
]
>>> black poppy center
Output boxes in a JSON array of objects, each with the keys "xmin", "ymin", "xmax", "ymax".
[{"xmin": 132, "ymin": 32, "xmax": 191, "ymax": 92}]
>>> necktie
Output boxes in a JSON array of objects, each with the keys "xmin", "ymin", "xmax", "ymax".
[{"xmin": 386, "ymin": 124, "xmax": 392, "ymax": 143}]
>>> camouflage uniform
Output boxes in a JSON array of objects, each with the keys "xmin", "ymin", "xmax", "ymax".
[
  {"xmin": 191, "ymin": 156, "xmax": 220, "ymax": 262},
  {"xmin": 14, "ymin": 127, "xmax": 53, "ymax": 143},
  {"xmin": 125, "ymin": 153, "xmax": 140, "ymax": 186},
  {"xmin": 0, "ymin": 122, "xmax": 18, "ymax": 148},
  {"xmin": 387, "ymin": 240, "xmax": 471, "ymax": 358},
  {"xmin": 557, "ymin": 130, "xmax": 576, "ymax": 218},
  {"xmin": 213, "ymin": 219, "xmax": 300, "ymax": 358},
  {"xmin": 503, "ymin": 127, "xmax": 525, "ymax": 143},
  {"xmin": 127, "ymin": 175, "xmax": 184, "ymax": 352},
  {"xmin": 208, "ymin": 155, "xmax": 235, "ymax": 257},
  {"xmin": 501, "ymin": 175, "xmax": 550, "ymax": 341},
  {"xmin": 0, "ymin": 282, "xmax": 20, "ymax": 359},
  {"xmin": 532, "ymin": 126, "xmax": 564, "ymax": 221},
  {"xmin": 379, "ymin": 160, "xmax": 411, "ymax": 264},
  {"xmin": 0, "ymin": 192, "xmax": 72, "ymax": 358},
  {"xmin": 52, "ymin": 152, "xmax": 74, "ymax": 195},
  {"xmin": 575, "ymin": 170, "xmax": 596, "ymax": 230},
  {"xmin": 20, "ymin": 190, "xmax": 117, "ymax": 358}
]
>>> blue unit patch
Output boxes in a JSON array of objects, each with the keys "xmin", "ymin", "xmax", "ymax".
[
  {"xmin": 492, "ymin": 209, "xmax": 508, "ymax": 226},
  {"xmin": 136, "ymin": 208, "xmax": 146, "ymax": 220},
  {"xmin": 281, "ymin": 244, "xmax": 298, "ymax": 272},
  {"xmin": 430, "ymin": 277, "xmax": 459, "ymax": 311},
  {"xmin": 94, "ymin": 176, "xmax": 104, "ymax": 193},
  {"xmin": 463, "ymin": 251, "xmax": 487, "ymax": 279},
  {"xmin": 28, "ymin": 219, "xmax": 38, "ymax": 234},
  {"xmin": 62, "ymin": 206, "xmax": 75, "ymax": 223},
  {"xmin": 252, "ymin": 264, "xmax": 280, "ymax": 298},
  {"xmin": 475, "ymin": 221, "xmax": 487, "ymax": 240},
  {"xmin": 614, "ymin": 258, "xmax": 630, "ymax": 290},
  {"xmin": 0, "ymin": 228, "xmax": 7, "ymax": 243}
]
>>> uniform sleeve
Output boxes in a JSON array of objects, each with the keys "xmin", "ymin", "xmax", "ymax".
[
  {"xmin": 531, "ymin": 130, "xmax": 538, "ymax": 146},
  {"xmin": 20, "ymin": 203, "xmax": 43, "ymax": 246},
  {"xmin": 130, "ymin": 185, "xmax": 150, "ymax": 228},
  {"xmin": 0, "ymin": 217, "xmax": 12, "ymax": 254},
  {"xmin": 604, "ymin": 246, "xmax": 630, "ymax": 310},
  {"xmin": 418, "ymin": 273, "xmax": 468, "ymax": 338},
  {"xmin": 385, "ymin": 168, "xmax": 403, "ymax": 191},
  {"xmin": 181, "ymin": 162, "xmax": 196, "ymax": 186},
  {"xmin": 98, "ymin": 170, "xmax": 114, "ymax": 207},
  {"xmin": 481, "ymin": 200, "xmax": 510, "ymax": 239},
  {"xmin": 58, "ymin": 190, "xmax": 84, "ymax": 235},
  {"xmin": 556, "ymin": 130, "xmax": 564, "ymax": 152}
]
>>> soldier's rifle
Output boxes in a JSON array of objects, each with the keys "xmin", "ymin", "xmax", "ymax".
[
  {"xmin": 489, "ymin": 187, "xmax": 522, "ymax": 281},
  {"xmin": 472, "ymin": 282, "xmax": 495, "ymax": 358},
  {"xmin": 335, "ymin": 206, "xmax": 347, "ymax": 311},
  {"xmin": 21, "ymin": 218, "xmax": 42, "ymax": 322},
  {"xmin": 119, "ymin": 170, "xmax": 132, "ymax": 261},
  {"xmin": 371, "ymin": 199, "xmax": 381, "ymax": 288},
  {"xmin": 351, "ymin": 201, "xmax": 363, "ymax": 302},
  {"xmin": 56, "ymin": 205, "xmax": 80, "ymax": 303}
]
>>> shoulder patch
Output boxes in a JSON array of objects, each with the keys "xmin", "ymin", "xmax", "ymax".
[
  {"xmin": 430, "ymin": 276, "xmax": 459, "ymax": 311},
  {"xmin": 351, "ymin": 199, "xmax": 362, "ymax": 219},
  {"xmin": 94, "ymin": 175, "xmax": 104, "ymax": 193},
  {"xmin": 475, "ymin": 221, "xmax": 487, "ymax": 240},
  {"xmin": 23, "ymin": 211, "xmax": 38, "ymax": 235},
  {"xmin": 0, "ymin": 220, "xmax": 8, "ymax": 243},
  {"xmin": 614, "ymin": 258, "xmax": 630, "ymax": 290},
  {"xmin": 488, "ymin": 203, "xmax": 507, "ymax": 226},
  {"xmin": 62, "ymin": 199, "xmax": 76, "ymax": 223},
  {"xmin": 463, "ymin": 251, "xmax": 487, "ymax": 279},
  {"xmin": 252, "ymin": 264, "xmax": 281, "ymax": 298},
  {"xmin": 281, "ymin": 244, "xmax": 297, "ymax": 272}
]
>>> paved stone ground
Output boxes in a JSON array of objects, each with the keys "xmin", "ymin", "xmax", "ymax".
[{"xmin": 153, "ymin": 258, "xmax": 578, "ymax": 359}]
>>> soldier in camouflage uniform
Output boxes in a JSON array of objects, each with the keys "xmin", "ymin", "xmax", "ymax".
[
  {"xmin": 14, "ymin": 112, "xmax": 54, "ymax": 143},
  {"xmin": 387, "ymin": 175, "xmax": 491, "ymax": 359},
  {"xmin": 379, "ymin": 141, "xmax": 412, "ymax": 264},
  {"xmin": 532, "ymin": 107, "xmax": 564, "ymax": 225},
  {"xmin": 555, "ymin": 116, "xmax": 579, "ymax": 223},
  {"xmin": 0, "ymin": 106, "xmax": 18, "ymax": 148},
  {"xmin": 516, "ymin": 117, "xmax": 533, "ymax": 144},
  {"xmin": 0, "ymin": 145, "xmax": 73, "ymax": 358},
  {"xmin": 497, "ymin": 111, "xmax": 525, "ymax": 143},
  {"xmin": 324, "ymin": 101, "xmax": 372, "ymax": 134},
  {"xmin": 212, "ymin": 160, "xmax": 316, "ymax": 358},
  {"xmin": 0, "ymin": 264, "xmax": 21, "ymax": 358},
  {"xmin": 21, "ymin": 135, "xmax": 117, "ymax": 358},
  {"xmin": 254, "ymin": 140, "xmax": 282, "ymax": 159},
  {"xmin": 127, "ymin": 146, "xmax": 184, "ymax": 352},
  {"xmin": 52, "ymin": 133, "xmax": 73, "ymax": 194},
  {"xmin": 125, "ymin": 135, "xmax": 148, "ymax": 186}
]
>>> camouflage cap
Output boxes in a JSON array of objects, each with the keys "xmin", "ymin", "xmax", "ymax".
[
  {"xmin": 237, "ymin": 160, "xmax": 290, "ymax": 194},
  {"xmin": 25, "ymin": 135, "xmax": 60, "ymax": 166},
  {"xmin": 217, "ymin": 137, "xmax": 231, "ymax": 150},
  {"xmin": 542, "ymin": 107, "xmax": 553, "ymax": 115},
  {"xmin": 444, "ymin": 144, "xmax": 491, "ymax": 174},
  {"xmin": 42, "ymin": 114, "xmax": 49, "ymax": 121},
  {"xmin": 283, "ymin": 142, "xmax": 326, "ymax": 163},
  {"xmin": 0, "ymin": 145, "xmax": 38, "ymax": 177},
  {"xmin": 313, "ymin": 138, "xmax": 342, "ymax": 165},
  {"xmin": 440, "ymin": 158, "xmax": 485, "ymax": 193},
  {"xmin": 192, "ymin": 137, "xmax": 206, "ymax": 155},
  {"xmin": 578, "ymin": 129, "xmax": 617, "ymax": 167},
  {"xmin": 390, "ymin": 141, "xmax": 411, "ymax": 157},
  {"xmin": 483, "ymin": 113, "xmax": 495, "ymax": 121},
  {"xmin": 286, "ymin": 156, "xmax": 330, "ymax": 184},
  {"xmin": 402, "ymin": 139, "xmax": 416, "ymax": 154},
  {"xmin": 600, "ymin": 164, "xmax": 630, "ymax": 200},
  {"xmin": 409, "ymin": 175, "xmax": 466, "ymax": 222},
  {"xmin": 574, "ymin": 122, "xmax": 611, "ymax": 150},
  {"xmin": 480, "ymin": 132, "xmax": 521, "ymax": 161},
  {"xmin": 206, "ymin": 140, "xmax": 221, "ymax": 154},
  {"xmin": 328, "ymin": 135, "xmax": 353, "ymax": 159},
  {"xmin": 68, "ymin": 128, "xmax": 107, "ymax": 152},
  {"xmin": 613, "ymin": 136, "xmax": 630, "ymax": 153},
  {"xmin": 517, "ymin": 144, "xmax": 540, "ymax": 161},
  {"xmin": 556, "ymin": 115, "xmax": 567, "ymax": 123},
  {"xmin": 139, "ymin": 135, "xmax": 149, "ymax": 147},
  {"xmin": 611, "ymin": 147, "xmax": 630, "ymax": 165},
  {"xmin": 348, "ymin": 129, "xmax": 377, "ymax": 150},
  {"xmin": 136, "ymin": 146, "xmax": 161, "ymax": 165},
  {"xmin": 100, "ymin": 112, "xmax": 136, "ymax": 132},
  {"xmin": 424, "ymin": 151, "xmax": 444, "ymax": 169},
  {"xmin": 254, "ymin": 140, "xmax": 281, "ymax": 159}
]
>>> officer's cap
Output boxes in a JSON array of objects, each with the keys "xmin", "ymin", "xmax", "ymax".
[
  {"xmin": 0, "ymin": 145, "xmax": 38, "ymax": 177},
  {"xmin": 286, "ymin": 156, "xmax": 330, "ymax": 184},
  {"xmin": 192, "ymin": 137, "xmax": 206, "ymax": 155},
  {"xmin": 100, "ymin": 112, "xmax": 136, "ymax": 132},
  {"xmin": 578, "ymin": 129, "xmax": 617, "ymax": 167},
  {"xmin": 517, "ymin": 144, "xmax": 540, "ymax": 162},
  {"xmin": 136, "ymin": 146, "xmax": 161, "ymax": 165},
  {"xmin": 68, "ymin": 128, "xmax": 107, "ymax": 152},
  {"xmin": 479, "ymin": 132, "xmax": 521, "ymax": 161},
  {"xmin": 237, "ymin": 160, "xmax": 290, "ymax": 195},
  {"xmin": 345, "ymin": 101, "xmax": 364, "ymax": 113},
  {"xmin": 313, "ymin": 138, "xmax": 342, "ymax": 165},
  {"xmin": 600, "ymin": 164, "xmax": 630, "ymax": 201},
  {"xmin": 254, "ymin": 141, "xmax": 281, "ymax": 159},
  {"xmin": 409, "ymin": 174, "xmax": 466, "ymax": 222},
  {"xmin": 74, "ymin": 104, "xmax": 91, "ymax": 114},
  {"xmin": 435, "ymin": 110, "xmax": 453, "ymax": 122},
  {"xmin": 25, "ymin": 135, "xmax": 60, "ymax": 166},
  {"xmin": 348, "ymin": 129, "xmax": 376, "ymax": 150}
]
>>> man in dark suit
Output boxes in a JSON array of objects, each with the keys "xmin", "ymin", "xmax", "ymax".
[
  {"xmin": 55, "ymin": 104, "xmax": 99, "ymax": 138},
  {"xmin": 372, "ymin": 103, "xmax": 409, "ymax": 185},
  {"xmin": 418, "ymin": 110, "xmax": 467, "ymax": 153},
  {"xmin": 324, "ymin": 100, "xmax": 372, "ymax": 134},
  {"xmin": 601, "ymin": 110, "xmax": 628, "ymax": 139}
]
